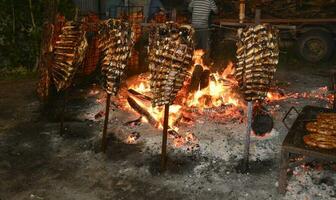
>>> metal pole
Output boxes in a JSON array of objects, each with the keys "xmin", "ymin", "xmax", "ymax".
[
  {"xmin": 160, "ymin": 104, "xmax": 170, "ymax": 172},
  {"xmin": 243, "ymin": 101, "xmax": 253, "ymax": 172},
  {"xmin": 60, "ymin": 89, "xmax": 68, "ymax": 135},
  {"xmin": 102, "ymin": 93, "xmax": 111, "ymax": 153},
  {"xmin": 331, "ymin": 71, "xmax": 336, "ymax": 111}
]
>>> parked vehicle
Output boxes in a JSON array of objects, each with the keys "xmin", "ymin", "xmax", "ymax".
[{"xmin": 213, "ymin": 1, "xmax": 336, "ymax": 63}]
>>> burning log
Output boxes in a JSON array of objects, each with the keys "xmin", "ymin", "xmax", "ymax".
[
  {"xmin": 127, "ymin": 96, "xmax": 158, "ymax": 127},
  {"xmin": 189, "ymin": 64, "xmax": 203, "ymax": 92},
  {"xmin": 200, "ymin": 69, "xmax": 210, "ymax": 90},
  {"xmin": 127, "ymin": 95, "xmax": 182, "ymax": 137},
  {"xmin": 128, "ymin": 88, "xmax": 152, "ymax": 102}
]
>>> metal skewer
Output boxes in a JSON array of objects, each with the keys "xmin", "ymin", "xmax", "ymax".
[
  {"xmin": 160, "ymin": 104, "xmax": 170, "ymax": 172},
  {"xmin": 331, "ymin": 71, "xmax": 336, "ymax": 111},
  {"xmin": 60, "ymin": 89, "xmax": 68, "ymax": 135},
  {"xmin": 243, "ymin": 101, "xmax": 253, "ymax": 172},
  {"xmin": 102, "ymin": 93, "xmax": 111, "ymax": 153}
]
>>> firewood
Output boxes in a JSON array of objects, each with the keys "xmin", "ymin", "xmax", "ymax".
[
  {"xmin": 200, "ymin": 69, "xmax": 210, "ymax": 90},
  {"xmin": 128, "ymin": 88, "xmax": 152, "ymax": 102},
  {"xmin": 127, "ymin": 96, "xmax": 158, "ymax": 127},
  {"xmin": 189, "ymin": 64, "xmax": 203, "ymax": 92}
]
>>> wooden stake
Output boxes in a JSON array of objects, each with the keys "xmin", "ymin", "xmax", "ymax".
[
  {"xmin": 160, "ymin": 104, "xmax": 170, "ymax": 172},
  {"xmin": 102, "ymin": 93, "xmax": 111, "ymax": 153},
  {"xmin": 243, "ymin": 101, "xmax": 253, "ymax": 172}
]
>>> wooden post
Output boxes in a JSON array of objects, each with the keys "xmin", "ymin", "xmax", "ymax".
[
  {"xmin": 243, "ymin": 101, "xmax": 253, "ymax": 172},
  {"xmin": 102, "ymin": 93, "xmax": 111, "ymax": 153},
  {"xmin": 171, "ymin": 8, "xmax": 177, "ymax": 22},
  {"xmin": 237, "ymin": 0, "xmax": 246, "ymax": 43},
  {"xmin": 255, "ymin": 8, "xmax": 261, "ymax": 24},
  {"xmin": 239, "ymin": 0, "xmax": 246, "ymax": 24},
  {"xmin": 160, "ymin": 104, "xmax": 170, "ymax": 172},
  {"xmin": 255, "ymin": 0, "xmax": 261, "ymax": 24}
]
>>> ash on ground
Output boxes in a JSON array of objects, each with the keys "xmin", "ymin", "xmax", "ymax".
[{"xmin": 0, "ymin": 66, "xmax": 335, "ymax": 200}]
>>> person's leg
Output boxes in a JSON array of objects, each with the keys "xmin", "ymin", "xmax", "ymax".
[
  {"xmin": 194, "ymin": 29, "xmax": 202, "ymax": 50},
  {"xmin": 200, "ymin": 29, "xmax": 210, "ymax": 63}
]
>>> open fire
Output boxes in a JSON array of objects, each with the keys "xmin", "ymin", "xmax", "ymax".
[
  {"xmin": 126, "ymin": 50, "xmax": 245, "ymax": 130},
  {"xmin": 92, "ymin": 49, "xmax": 333, "ymax": 147}
]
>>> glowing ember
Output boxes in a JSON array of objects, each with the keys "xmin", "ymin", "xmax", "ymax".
[
  {"xmin": 192, "ymin": 49, "xmax": 207, "ymax": 68},
  {"xmin": 126, "ymin": 132, "xmax": 140, "ymax": 144},
  {"xmin": 121, "ymin": 50, "xmax": 333, "ymax": 148},
  {"xmin": 169, "ymin": 130, "xmax": 199, "ymax": 148},
  {"xmin": 185, "ymin": 69, "xmax": 241, "ymax": 109},
  {"xmin": 266, "ymin": 86, "xmax": 334, "ymax": 104},
  {"xmin": 125, "ymin": 50, "xmax": 245, "ymax": 129}
]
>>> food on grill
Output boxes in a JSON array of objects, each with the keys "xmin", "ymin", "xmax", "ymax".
[
  {"xmin": 235, "ymin": 24, "xmax": 279, "ymax": 101},
  {"xmin": 303, "ymin": 134, "xmax": 336, "ymax": 149},
  {"xmin": 98, "ymin": 19, "xmax": 134, "ymax": 95},
  {"xmin": 52, "ymin": 21, "xmax": 88, "ymax": 91},
  {"xmin": 306, "ymin": 122, "xmax": 318, "ymax": 133},
  {"xmin": 317, "ymin": 113, "xmax": 336, "ymax": 121},
  {"xmin": 148, "ymin": 22, "xmax": 194, "ymax": 107},
  {"xmin": 306, "ymin": 122, "xmax": 336, "ymax": 135},
  {"xmin": 304, "ymin": 112, "xmax": 336, "ymax": 149}
]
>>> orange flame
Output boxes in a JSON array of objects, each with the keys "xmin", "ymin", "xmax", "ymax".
[{"xmin": 126, "ymin": 50, "xmax": 246, "ymax": 130}]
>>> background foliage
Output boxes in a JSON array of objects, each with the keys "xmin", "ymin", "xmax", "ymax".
[{"xmin": 0, "ymin": 0, "xmax": 75, "ymax": 70}]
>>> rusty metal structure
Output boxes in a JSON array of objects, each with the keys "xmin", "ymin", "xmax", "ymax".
[{"xmin": 279, "ymin": 106, "xmax": 336, "ymax": 194}]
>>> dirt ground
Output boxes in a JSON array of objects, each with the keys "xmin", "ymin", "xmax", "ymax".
[{"xmin": 0, "ymin": 61, "xmax": 335, "ymax": 200}]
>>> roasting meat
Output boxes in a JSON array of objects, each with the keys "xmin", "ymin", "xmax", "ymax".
[
  {"xmin": 52, "ymin": 21, "xmax": 88, "ymax": 91},
  {"xmin": 149, "ymin": 22, "xmax": 194, "ymax": 107},
  {"xmin": 235, "ymin": 24, "xmax": 279, "ymax": 101},
  {"xmin": 98, "ymin": 19, "xmax": 134, "ymax": 95},
  {"xmin": 304, "ymin": 112, "xmax": 336, "ymax": 149},
  {"xmin": 37, "ymin": 23, "xmax": 55, "ymax": 100}
]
